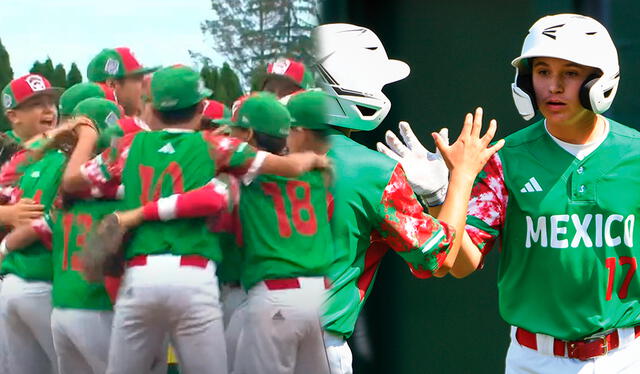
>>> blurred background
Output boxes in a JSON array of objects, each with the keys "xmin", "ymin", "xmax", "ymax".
[{"xmin": 320, "ymin": 0, "xmax": 640, "ymax": 373}]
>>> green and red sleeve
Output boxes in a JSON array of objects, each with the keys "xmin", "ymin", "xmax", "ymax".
[
  {"xmin": 375, "ymin": 164, "xmax": 454, "ymax": 278},
  {"xmin": 465, "ymin": 153, "xmax": 507, "ymax": 257},
  {"xmin": 79, "ymin": 133, "xmax": 136, "ymax": 198},
  {"xmin": 200, "ymin": 131, "xmax": 261, "ymax": 179}
]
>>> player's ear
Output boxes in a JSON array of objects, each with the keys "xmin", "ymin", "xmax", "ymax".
[
  {"xmin": 105, "ymin": 79, "xmax": 117, "ymax": 89},
  {"xmin": 4, "ymin": 109, "xmax": 18, "ymax": 125}
]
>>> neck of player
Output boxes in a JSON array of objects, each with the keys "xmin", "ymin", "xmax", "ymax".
[{"xmin": 545, "ymin": 111, "xmax": 604, "ymax": 145}]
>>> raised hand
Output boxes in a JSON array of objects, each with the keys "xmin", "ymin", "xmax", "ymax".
[
  {"xmin": 433, "ymin": 107, "xmax": 504, "ymax": 180},
  {"xmin": 377, "ymin": 121, "xmax": 449, "ymax": 206}
]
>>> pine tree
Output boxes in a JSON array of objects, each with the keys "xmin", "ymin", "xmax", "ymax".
[
  {"xmin": 217, "ymin": 63, "xmax": 244, "ymax": 107},
  {"xmin": 51, "ymin": 63, "xmax": 67, "ymax": 88},
  {"xmin": 66, "ymin": 63, "xmax": 83, "ymax": 87},
  {"xmin": 200, "ymin": 0, "xmax": 318, "ymax": 80},
  {"xmin": 249, "ymin": 63, "xmax": 268, "ymax": 92},
  {"xmin": 200, "ymin": 64, "xmax": 219, "ymax": 98},
  {"xmin": 0, "ymin": 39, "xmax": 14, "ymax": 131}
]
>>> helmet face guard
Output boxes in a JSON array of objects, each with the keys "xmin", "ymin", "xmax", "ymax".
[
  {"xmin": 313, "ymin": 23, "xmax": 409, "ymax": 130},
  {"xmin": 511, "ymin": 14, "xmax": 619, "ymax": 120}
]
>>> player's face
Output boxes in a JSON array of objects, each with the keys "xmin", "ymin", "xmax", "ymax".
[
  {"xmin": 286, "ymin": 127, "xmax": 306, "ymax": 152},
  {"xmin": 532, "ymin": 57, "xmax": 599, "ymax": 127},
  {"xmin": 6, "ymin": 94, "xmax": 58, "ymax": 141},
  {"xmin": 114, "ymin": 75, "xmax": 144, "ymax": 116}
]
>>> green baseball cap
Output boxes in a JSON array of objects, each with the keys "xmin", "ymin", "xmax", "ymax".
[
  {"xmin": 59, "ymin": 83, "xmax": 109, "ymax": 116},
  {"xmin": 234, "ymin": 92, "xmax": 291, "ymax": 138},
  {"xmin": 287, "ymin": 90, "xmax": 330, "ymax": 131},
  {"xmin": 72, "ymin": 98, "xmax": 124, "ymax": 150},
  {"xmin": 151, "ymin": 65, "xmax": 212, "ymax": 111},
  {"xmin": 87, "ymin": 47, "xmax": 159, "ymax": 82},
  {"xmin": 72, "ymin": 97, "xmax": 122, "ymax": 132}
]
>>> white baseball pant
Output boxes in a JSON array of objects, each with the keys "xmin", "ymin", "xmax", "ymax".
[
  {"xmin": 0, "ymin": 274, "xmax": 58, "ymax": 374},
  {"xmin": 106, "ymin": 254, "xmax": 227, "ymax": 374},
  {"xmin": 232, "ymin": 276, "xmax": 330, "ymax": 374},
  {"xmin": 324, "ymin": 331, "xmax": 353, "ymax": 374},
  {"xmin": 0, "ymin": 276, "xmax": 6, "ymax": 374},
  {"xmin": 51, "ymin": 308, "xmax": 113, "ymax": 374},
  {"xmin": 506, "ymin": 326, "xmax": 640, "ymax": 374},
  {"xmin": 220, "ymin": 282, "xmax": 247, "ymax": 328},
  {"xmin": 225, "ymin": 298, "xmax": 247, "ymax": 373}
]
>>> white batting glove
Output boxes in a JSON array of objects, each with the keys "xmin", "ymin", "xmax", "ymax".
[{"xmin": 377, "ymin": 121, "xmax": 449, "ymax": 206}]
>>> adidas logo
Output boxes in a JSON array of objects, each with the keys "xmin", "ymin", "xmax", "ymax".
[
  {"xmin": 158, "ymin": 143, "xmax": 175, "ymax": 154},
  {"xmin": 30, "ymin": 171, "xmax": 40, "ymax": 178},
  {"xmin": 520, "ymin": 177, "xmax": 543, "ymax": 193},
  {"xmin": 272, "ymin": 310, "xmax": 285, "ymax": 321}
]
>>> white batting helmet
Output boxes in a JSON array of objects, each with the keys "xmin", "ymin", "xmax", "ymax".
[
  {"xmin": 511, "ymin": 14, "xmax": 619, "ymax": 120},
  {"xmin": 312, "ymin": 23, "xmax": 410, "ymax": 131}
]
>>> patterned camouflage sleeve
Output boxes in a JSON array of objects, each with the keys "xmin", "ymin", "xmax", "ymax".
[
  {"xmin": 376, "ymin": 164, "xmax": 454, "ymax": 278},
  {"xmin": 201, "ymin": 131, "xmax": 258, "ymax": 178},
  {"xmin": 465, "ymin": 153, "xmax": 508, "ymax": 256},
  {"xmin": 79, "ymin": 133, "xmax": 135, "ymax": 197},
  {"xmin": 31, "ymin": 215, "xmax": 53, "ymax": 250}
]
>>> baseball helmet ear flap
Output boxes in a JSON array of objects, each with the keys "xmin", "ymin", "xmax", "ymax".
[
  {"xmin": 516, "ymin": 73, "xmax": 536, "ymax": 110},
  {"xmin": 579, "ymin": 73, "xmax": 601, "ymax": 111}
]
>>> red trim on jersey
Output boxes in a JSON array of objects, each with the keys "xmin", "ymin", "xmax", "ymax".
[
  {"xmin": 356, "ymin": 231, "xmax": 389, "ymax": 301},
  {"xmin": 114, "ymin": 48, "xmax": 142, "ymax": 73},
  {"xmin": 0, "ymin": 149, "xmax": 29, "ymax": 186},
  {"xmin": 31, "ymin": 218, "xmax": 52, "ymax": 250},
  {"xmin": 118, "ymin": 117, "xmax": 144, "ymax": 135},
  {"xmin": 96, "ymin": 82, "xmax": 117, "ymax": 102},
  {"xmin": 103, "ymin": 276, "xmax": 122, "ymax": 305}
]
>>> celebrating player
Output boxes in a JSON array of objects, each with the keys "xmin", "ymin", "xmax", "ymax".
[
  {"xmin": 86, "ymin": 47, "xmax": 158, "ymax": 117},
  {"xmin": 61, "ymin": 65, "xmax": 329, "ymax": 373},
  {"xmin": 384, "ymin": 14, "xmax": 640, "ymax": 374},
  {"xmin": 313, "ymin": 23, "xmax": 503, "ymax": 374},
  {"xmin": 2, "ymin": 98, "xmax": 125, "ymax": 374}
]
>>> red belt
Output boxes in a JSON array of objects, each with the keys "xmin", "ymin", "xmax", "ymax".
[
  {"xmin": 516, "ymin": 326, "xmax": 640, "ymax": 361},
  {"xmin": 127, "ymin": 255, "xmax": 209, "ymax": 269},
  {"xmin": 264, "ymin": 277, "xmax": 331, "ymax": 291}
]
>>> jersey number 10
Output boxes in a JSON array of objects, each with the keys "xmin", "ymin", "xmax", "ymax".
[{"xmin": 262, "ymin": 181, "xmax": 318, "ymax": 238}]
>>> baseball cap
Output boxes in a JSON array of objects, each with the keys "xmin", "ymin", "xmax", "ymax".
[
  {"xmin": 266, "ymin": 58, "xmax": 314, "ymax": 89},
  {"xmin": 287, "ymin": 90, "xmax": 330, "ymax": 131},
  {"xmin": 2, "ymin": 74, "xmax": 63, "ymax": 112},
  {"xmin": 233, "ymin": 92, "xmax": 291, "ymax": 138},
  {"xmin": 87, "ymin": 47, "xmax": 159, "ymax": 82},
  {"xmin": 150, "ymin": 65, "xmax": 212, "ymax": 112},
  {"xmin": 59, "ymin": 82, "xmax": 113, "ymax": 116},
  {"xmin": 72, "ymin": 98, "xmax": 124, "ymax": 150},
  {"xmin": 203, "ymin": 99, "xmax": 231, "ymax": 121}
]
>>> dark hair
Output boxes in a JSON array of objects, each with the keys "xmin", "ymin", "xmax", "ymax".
[
  {"xmin": 308, "ymin": 129, "xmax": 329, "ymax": 143},
  {"xmin": 262, "ymin": 76, "xmax": 300, "ymax": 98},
  {"xmin": 154, "ymin": 103, "xmax": 201, "ymax": 125},
  {"xmin": 254, "ymin": 131, "xmax": 287, "ymax": 155}
]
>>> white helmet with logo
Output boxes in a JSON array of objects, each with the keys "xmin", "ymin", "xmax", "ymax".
[
  {"xmin": 312, "ymin": 23, "xmax": 410, "ymax": 131},
  {"xmin": 511, "ymin": 14, "xmax": 619, "ymax": 120}
]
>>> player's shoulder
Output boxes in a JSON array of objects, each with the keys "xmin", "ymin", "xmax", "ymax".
[
  {"xmin": 500, "ymin": 119, "xmax": 547, "ymax": 149},
  {"xmin": 606, "ymin": 117, "xmax": 640, "ymax": 141},
  {"xmin": 328, "ymin": 132, "xmax": 396, "ymax": 172}
]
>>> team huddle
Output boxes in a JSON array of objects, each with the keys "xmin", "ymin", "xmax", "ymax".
[{"xmin": 0, "ymin": 12, "xmax": 638, "ymax": 374}]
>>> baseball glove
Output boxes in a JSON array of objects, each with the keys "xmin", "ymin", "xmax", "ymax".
[{"xmin": 79, "ymin": 213, "xmax": 126, "ymax": 283}]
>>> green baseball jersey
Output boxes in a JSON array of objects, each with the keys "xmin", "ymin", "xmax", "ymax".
[
  {"xmin": 1, "ymin": 149, "xmax": 66, "ymax": 281},
  {"xmin": 323, "ymin": 130, "xmax": 453, "ymax": 338},
  {"xmin": 94, "ymin": 130, "xmax": 257, "ymax": 261},
  {"xmin": 239, "ymin": 171, "xmax": 333, "ymax": 290},
  {"xmin": 47, "ymin": 200, "xmax": 124, "ymax": 310},
  {"xmin": 466, "ymin": 118, "xmax": 640, "ymax": 340},
  {"xmin": 217, "ymin": 234, "xmax": 243, "ymax": 284}
]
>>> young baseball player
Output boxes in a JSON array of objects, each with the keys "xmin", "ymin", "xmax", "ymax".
[
  {"xmin": 0, "ymin": 73, "xmax": 70, "ymax": 374},
  {"xmin": 60, "ymin": 65, "xmax": 329, "ymax": 373},
  {"xmin": 86, "ymin": 47, "xmax": 158, "ymax": 117},
  {"xmin": 2, "ymin": 97, "xmax": 124, "ymax": 374},
  {"xmin": 384, "ymin": 14, "xmax": 639, "ymax": 374},
  {"xmin": 111, "ymin": 90, "xmax": 335, "ymax": 374},
  {"xmin": 313, "ymin": 23, "xmax": 503, "ymax": 374}
]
